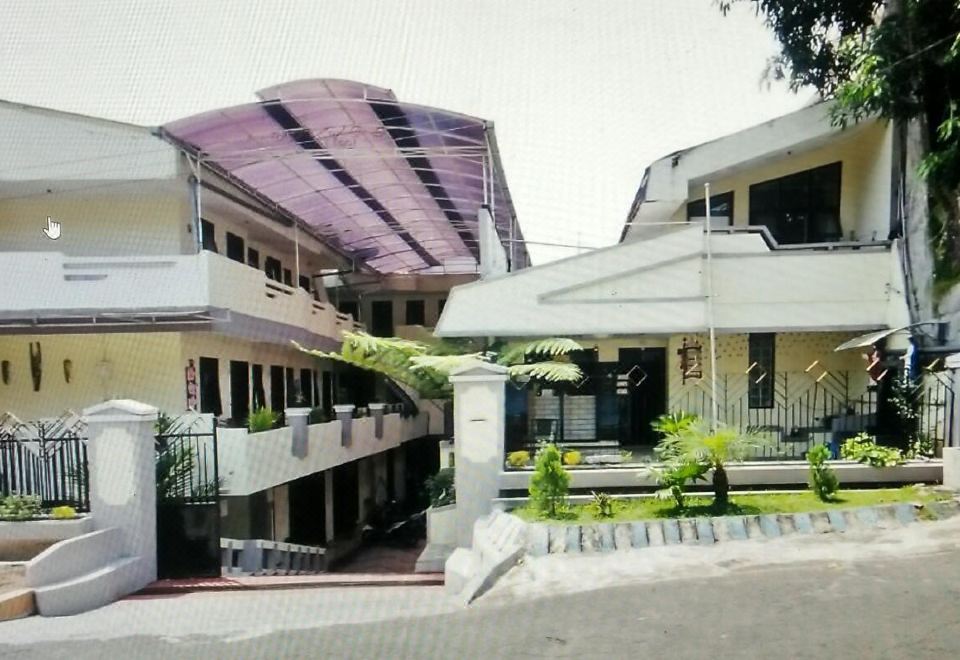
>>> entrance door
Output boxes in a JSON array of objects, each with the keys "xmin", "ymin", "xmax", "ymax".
[
  {"xmin": 370, "ymin": 300, "xmax": 394, "ymax": 337},
  {"xmin": 288, "ymin": 472, "xmax": 326, "ymax": 545},
  {"xmin": 618, "ymin": 348, "xmax": 667, "ymax": 445},
  {"xmin": 229, "ymin": 360, "xmax": 250, "ymax": 424},
  {"xmin": 198, "ymin": 357, "xmax": 222, "ymax": 416}
]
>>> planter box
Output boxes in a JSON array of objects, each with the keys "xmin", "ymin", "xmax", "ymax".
[
  {"xmin": 0, "ymin": 516, "xmax": 94, "ymax": 561},
  {"xmin": 426, "ymin": 503, "xmax": 457, "ymax": 547}
]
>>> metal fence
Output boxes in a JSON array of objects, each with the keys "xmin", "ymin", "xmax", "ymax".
[
  {"xmin": 154, "ymin": 414, "xmax": 219, "ymax": 504},
  {"xmin": 0, "ymin": 412, "xmax": 89, "ymax": 511}
]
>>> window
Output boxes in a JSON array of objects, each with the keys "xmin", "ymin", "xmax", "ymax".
[
  {"xmin": 405, "ymin": 299, "xmax": 426, "ymax": 326},
  {"xmin": 282, "ymin": 268, "xmax": 293, "ymax": 287},
  {"xmin": 748, "ymin": 333, "xmax": 775, "ymax": 409},
  {"xmin": 269, "ymin": 365, "xmax": 285, "ymax": 413},
  {"xmin": 229, "ymin": 360, "xmax": 250, "ymax": 422},
  {"xmin": 749, "ymin": 162, "xmax": 842, "ymax": 245},
  {"xmin": 226, "ymin": 232, "xmax": 245, "ymax": 263},
  {"xmin": 200, "ymin": 219, "xmax": 218, "ymax": 253},
  {"xmin": 338, "ymin": 301, "xmax": 359, "ymax": 321},
  {"xmin": 370, "ymin": 300, "xmax": 394, "ymax": 337},
  {"xmin": 686, "ymin": 191, "xmax": 734, "ymax": 228},
  {"xmin": 299, "ymin": 368, "xmax": 313, "ymax": 406},
  {"xmin": 298, "ymin": 275, "xmax": 311, "ymax": 292},
  {"xmin": 264, "ymin": 257, "xmax": 282, "ymax": 282},
  {"xmin": 247, "ymin": 247, "xmax": 260, "ymax": 269},
  {"xmin": 198, "ymin": 357, "xmax": 222, "ymax": 416},
  {"xmin": 251, "ymin": 364, "xmax": 266, "ymax": 410},
  {"xmin": 438, "ymin": 298, "xmax": 446, "ymax": 315},
  {"xmin": 285, "ymin": 367, "xmax": 297, "ymax": 406}
]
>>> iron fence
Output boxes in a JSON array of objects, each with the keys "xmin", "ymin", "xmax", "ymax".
[
  {"xmin": 0, "ymin": 413, "xmax": 89, "ymax": 511},
  {"xmin": 155, "ymin": 415, "xmax": 220, "ymax": 504}
]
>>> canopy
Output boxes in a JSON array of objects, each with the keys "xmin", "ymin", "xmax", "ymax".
[{"xmin": 162, "ymin": 79, "xmax": 526, "ymax": 274}]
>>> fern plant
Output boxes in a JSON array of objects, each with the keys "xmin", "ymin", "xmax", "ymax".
[{"xmin": 589, "ymin": 491, "xmax": 616, "ymax": 518}]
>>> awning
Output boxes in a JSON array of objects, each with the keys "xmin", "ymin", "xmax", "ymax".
[
  {"xmin": 833, "ymin": 321, "xmax": 942, "ymax": 352},
  {"xmin": 161, "ymin": 79, "xmax": 526, "ymax": 275}
]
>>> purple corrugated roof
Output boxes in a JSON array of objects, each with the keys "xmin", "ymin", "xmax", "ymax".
[{"xmin": 162, "ymin": 79, "xmax": 524, "ymax": 274}]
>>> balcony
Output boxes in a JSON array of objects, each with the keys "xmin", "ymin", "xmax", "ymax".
[{"xmin": 0, "ymin": 251, "xmax": 361, "ymax": 343}]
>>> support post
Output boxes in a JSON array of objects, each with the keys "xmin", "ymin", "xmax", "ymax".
[
  {"xmin": 369, "ymin": 403, "xmax": 386, "ymax": 439},
  {"xmin": 83, "ymin": 399, "xmax": 158, "ymax": 588},
  {"xmin": 448, "ymin": 362, "xmax": 509, "ymax": 547},
  {"xmin": 943, "ymin": 353, "xmax": 960, "ymax": 489},
  {"xmin": 285, "ymin": 406, "xmax": 311, "ymax": 458},
  {"xmin": 324, "ymin": 470, "xmax": 335, "ymax": 544},
  {"xmin": 333, "ymin": 404, "xmax": 355, "ymax": 446}
]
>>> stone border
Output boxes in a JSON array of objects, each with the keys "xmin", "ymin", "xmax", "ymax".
[{"xmin": 0, "ymin": 588, "xmax": 35, "ymax": 623}]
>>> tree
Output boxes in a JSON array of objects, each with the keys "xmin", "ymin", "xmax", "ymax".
[
  {"xmin": 294, "ymin": 331, "xmax": 584, "ymax": 399},
  {"xmin": 529, "ymin": 443, "xmax": 570, "ymax": 518},
  {"xmin": 721, "ymin": 0, "xmax": 960, "ymax": 304},
  {"xmin": 655, "ymin": 420, "xmax": 770, "ymax": 507}
]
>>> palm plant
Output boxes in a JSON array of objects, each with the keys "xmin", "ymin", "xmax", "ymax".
[
  {"xmin": 293, "ymin": 331, "xmax": 584, "ymax": 398},
  {"xmin": 656, "ymin": 420, "xmax": 769, "ymax": 507}
]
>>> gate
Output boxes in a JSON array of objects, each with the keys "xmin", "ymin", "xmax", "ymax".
[{"xmin": 155, "ymin": 414, "xmax": 221, "ymax": 579}]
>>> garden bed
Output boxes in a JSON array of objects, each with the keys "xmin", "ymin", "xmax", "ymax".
[{"xmin": 511, "ymin": 486, "xmax": 952, "ymax": 523}]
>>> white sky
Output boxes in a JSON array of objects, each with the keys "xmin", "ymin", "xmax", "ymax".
[{"xmin": 1, "ymin": 0, "xmax": 811, "ymax": 264}]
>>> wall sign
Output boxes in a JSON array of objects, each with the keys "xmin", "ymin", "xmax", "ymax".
[{"xmin": 678, "ymin": 339, "xmax": 702, "ymax": 383}]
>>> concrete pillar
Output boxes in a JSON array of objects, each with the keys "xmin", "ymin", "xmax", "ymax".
[
  {"xmin": 285, "ymin": 407, "xmax": 311, "ymax": 458},
  {"xmin": 943, "ymin": 354, "xmax": 960, "ymax": 489},
  {"xmin": 324, "ymin": 469, "xmax": 335, "ymax": 544},
  {"xmin": 393, "ymin": 446, "xmax": 407, "ymax": 502},
  {"xmin": 358, "ymin": 457, "xmax": 373, "ymax": 524},
  {"xmin": 334, "ymin": 404, "xmax": 355, "ymax": 446},
  {"xmin": 272, "ymin": 484, "xmax": 290, "ymax": 542},
  {"xmin": 448, "ymin": 362, "xmax": 508, "ymax": 548},
  {"xmin": 373, "ymin": 452, "xmax": 389, "ymax": 505},
  {"xmin": 83, "ymin": 399, "xmax": 158, "ymax": 588},
  {"xmin": 369, "ymin": 403, "xmax": 386, "ymax": 439}
]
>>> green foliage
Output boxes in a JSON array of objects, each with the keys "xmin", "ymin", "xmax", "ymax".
[
  {"xmin": 841, "ymin": 433, "xmax": 906, "ymax": 467},
  {"xmin": 529, "ymin": 443, "xmax": 570, "ymax": 518},
  {"xmin": 645, "ymin": 460, "xmax": 709, "ymax": 509},
  {"xmin": 506, "ymin": 450, "xmax": 532, "ymax": 468},
  {"xmin": 589, "ymin": 491, "xmax": 616, "ymax": 518},
  {"xmin": 807, "ymin": 444, "xmax": 840, "ymax": 501},
  {"xmin": 155, "ymin": 411, "xmax": 175, "ymax": 435},
  {"xmin": 248, "ymin": 407, "xmax": 279, "ymax": 433},
  {"xmin": 907, "ymin": 434, "xmax": 936, "ymax": 459},
  {"xmin": 0, "ymin": 494, "xmax": 42, "ymax": 521},
  {"xmin": 425, "ymin": 467, "xmax": 455, "ymax": 507},
  {"xmin": 50, "ymin": 505, "xmax": 77, "ymax": 520},
  {"xmin": 651, "ymin": 411, "xmax": 699, "ymax": 438}
]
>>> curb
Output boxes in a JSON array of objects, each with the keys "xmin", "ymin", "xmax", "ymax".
[
  {"xmin": 135, "ymin": 573, "xmax": 444, "ymax": 596},
  {"xmin": 0, "ymin": 589, "xmax": 35, "ymax": 622}
]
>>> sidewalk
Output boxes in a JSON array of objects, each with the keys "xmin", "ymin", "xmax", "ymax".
[{"xmin": 135, "ymin": 571, "xmax": 442, "ymax": 596}]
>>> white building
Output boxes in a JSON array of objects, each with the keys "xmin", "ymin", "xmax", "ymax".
[{"xmin": 0, "ymin": 79, "xmax": 527, "ymax": 552}]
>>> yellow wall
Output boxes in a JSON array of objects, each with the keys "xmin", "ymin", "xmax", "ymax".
[
  {"xmin": 678, "ymin": 120, "xmax": 892, "ymax": 242},
  {"xmin": 0, "ymin": 190, "xmax": 190, "ymax": 256}
]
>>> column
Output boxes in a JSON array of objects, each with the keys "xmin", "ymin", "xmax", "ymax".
[
  {"xmin": 324, "ymin": 469, "xmax": 335, "ymax": 544},
  {"xmin": 448, "ymin": 362, "xmax": 509, "ymax": 548},
  {"xmin": 393, "ymin": 446, "xmax": 407, "ymax": 502},
  {"xmin": 943, "ymin": 353, "xmax": 960, "ymax": 488}
]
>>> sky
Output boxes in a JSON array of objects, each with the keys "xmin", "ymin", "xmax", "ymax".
[{"xmin": 1, "ymin": 0, "xmax": 812, "ymax": 264}]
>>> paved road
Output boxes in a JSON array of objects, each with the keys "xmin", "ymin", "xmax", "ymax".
[{"xmin": 3, "ymin": 522, "xmax": 960, "ymax": 659}]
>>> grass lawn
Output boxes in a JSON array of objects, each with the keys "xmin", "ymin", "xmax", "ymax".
[{"xmin": 512, "ymin": 486, "xmax": 953, "ymax": 523}]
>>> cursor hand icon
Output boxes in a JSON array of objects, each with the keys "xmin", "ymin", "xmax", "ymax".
[{"xmin": 43, "ymin": 217, "xmax": 62, "ymax": 240}]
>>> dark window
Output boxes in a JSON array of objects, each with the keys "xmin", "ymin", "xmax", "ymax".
[
  {"xmin": 749, "ymin": 162, "xmax": 842, "ymax": 245},
  {"xmin": 438, "ymin": 298, "xmax": 446, "ymax": 316},
  {"xmin": 226, "ymin": 232, "xmax": 245, "ymax": 263},
  {"xmin": 198, "ymin": 357, "xmax": 222, "ymax": 416},
  {"xmin": 285, "ymin": 367, "xmax": 297, "ymax": 406},
  {"xmin": 282, "ymin": 268, "xmax": 293, "ymax": 287},
  {"xmin": 370, "ymin": 300, "xmax": 394, "ymax": 337},
  {"xmin": 748, "ymin": 333, "xmax": 776, "ymax": 409},
  {"xmin": 247, "ymin": 247, "xmax": 260, "ymax": 269},
  {"xmin": 405, "ymin": 299, "xmax": 426, "ymax": 326},
  {"xmin": 264, "ymin": 257, "xmax": 282, "ymax": 282},
  {"xmin": 251, "ymin": 364, "xmax": 266, "ymax": 410},
  {"xmin": 322, "ymin": 371, "xmax": 334, "ymax": 413},
  {"xmin": 298, "ymin": 275, "xmax": 311, "ymax": 292},
  {"xmin": 270, "ymin": 365, "xmax": 285, "ymax": 413},
  {"xmin": 229, "ymin": 360, "xmax": 250, "ymax": 422},
  {"xmin": 300, "ymin": 368, "xmax": 313, "ymax": 406},
  {"xmin": 338, "ymin": 301, "xmax": 359, "ymax": 321},
  {"xmin": 200, "ymin": 219, "xmax": 218, "ymax": 253},
  {"xmin": 687, "ymin": 191, "xmax": 734, "ymax": 226}
]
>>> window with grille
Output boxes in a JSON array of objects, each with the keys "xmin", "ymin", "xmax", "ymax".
[{"xmin": 748, "ymin": 333, "xmax": 775, "ymax": 409}]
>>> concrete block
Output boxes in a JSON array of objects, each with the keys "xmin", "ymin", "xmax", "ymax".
[
  {"xmin": 827, "ymin": 510, "xmax": 847, "ymax": 532},
  {"xmin": 744, "ymin": 516, "xmax": 764, "ymax": 539},
  {"xmin": 630, "ymin": 522, "xmax": 649, "ymax": 548},
  {"xmin": 581, "ymin": 525, "xmax": 601, "ymax": 553},
  {"xmin": 810, "ymin": 512, "xmax": 833, "ymax": 533},
  {"xmin": 894, "ymin": 503, "xmax": 918, "ymax": 525},
  {"xmin": 662, "ymin": 519, "xmax": 681, "ymax": 545},
  {"xmin": 613, "ymin": 524, "xmax": 632, "ymax": 551},
  {"xmin": 548, "ymin": 526, "xmax": 567, "ymax": 554},
  {"xmin": 926, "ymin": 500, "xmax": 960, "ymax": 520},
  {"xmin": 646, "ymin": 522, "xmax": 665, "ymax": 547},
  {"xmin": 854, "ymin": 507, "xmax": 880, "ymax": 528},
  {"xmin": 598, "ymin": 524, "xmax": 615, "ymax": 552},
  {"xmin": 695, "ymin": 519, "xmax": 715, "ymax": 545},
  {"xmin": 565, "ymin": 525, "xmax": 582, "ymax": 553},
  {"xmin": 792, "ymin": 513, "xmax": 814, "ymax": 534},
  {"xmin": 33, "ymin": 556, "xmax": 143, "ymax": 617},
  {"xmin": 874, "ymin": 505, "xmax": 901, "ymax": 529},
  {"xmin": 444, "ymin": 548, "xmax": 478, "ymax": 597},
  {"xmin": 0, "ymin": 589, "xmax": 35, "ymax": 623},
  {"xmin": 777, "ymin": 514, "xmax": 797, "ymax": 535},
  {"xmin": 943, "ymin": 446, "xmax": 960, "ymax": 490},
  {"xmin": 710, "ymin": 518, "xmax": 730, "ymax": 543},
  {"xmin": 759, "ymin": 515, "xmax": 781, "ymax": 538},
  {"xmin": 678, "ymin": 519, "xmax": 698, "ymax": 544},
  {"xmin": 525, "ymin": 524, "xmax": 549, "ymax": 557},
  {"xmin": 725, "ymin": 517, "xmax": 749, "ymax": 541}
]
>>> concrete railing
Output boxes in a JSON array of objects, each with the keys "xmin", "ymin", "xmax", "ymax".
[
  {"xmin": 217, "ymin": 410, "xmax": 430, "ymax": 496},
  {"xmin": 220, "ymin": 537, "xmax": 325, "ymax": 576}
]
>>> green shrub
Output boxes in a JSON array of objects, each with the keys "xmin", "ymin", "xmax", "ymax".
[
  {"xmin": 248, "ymin": 407, "xmax": 279, "ymax": 433},
  {"xmin": 506, "ymin": 450, "xmax": 531, "ymax": 468},
  {"xmin": 841, "ymin": 433, "xmax": 905, "ymax": 467},
  {"xmin": 425, "ymin": 467, "xmax": 455, "ymax": 507},
  {"xmin": 0, "ymin": 494, "xmax": 42, "ymax": 521},
  {"xmin": 562, "ymin": 450, "xmax": 582, "ymax": 466},
  {"xmin": 589, "ymin": 491, "xmax": 615, "ymax": 518},
  {"xmin": 645, "ymin": 460, "xmax": 709, "ymax": 509},
  {"xmin": 807, "ymin": 444, "xmax": 840, "ymax": 501},
  {"xmin": 51, "ymin": 505, "xmax": 77, "ymax": 520},
  {"xmin": 651, "ymin": 410, "xmax": 699, "ymax": 438},
  {"xmin": 529, "ymin": 443, "xmax": 570, "ymax": 518}
]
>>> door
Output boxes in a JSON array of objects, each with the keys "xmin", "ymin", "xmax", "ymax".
[
  {"xmin": 229, "ymin": 360, "xmax": 250, "ymax": 424},
  {"xmin": 618, "ymin": 348, "xmax": 667, "ymax": 445},
  {"xmin": 198, "ymin": 357, "xmax": 222, "ymax": 416},
  {"xmin": 288, "ymin": 472, "xmax": 326, "ymax": 546},
  {"xmin": 370, "ymin": 300, "xmax": 394, "ymax": 337},
  {"xmin": 270, "ymin": 365, "xmax": 285, "ymax": 413}
]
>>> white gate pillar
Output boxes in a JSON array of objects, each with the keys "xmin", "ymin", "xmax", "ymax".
[
  {"xmin": 943, "ymin": 353, "xmax": 960, "ymax": 489},
  {"xmin": 448, "ymin": 361, "xmax": 508, "ymax": 548},
  {"xmin": 84, "ymin": 399, "xmax": 158, "ymax": 587}
]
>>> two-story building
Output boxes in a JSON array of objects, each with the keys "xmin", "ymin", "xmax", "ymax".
[
  {"xmin": 0, "ymin": 79, "xmax": 526, "ymax": 556},
  {"xmin": 437, "ymin": 102, "xmax": 950, "ymax": 458}
]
